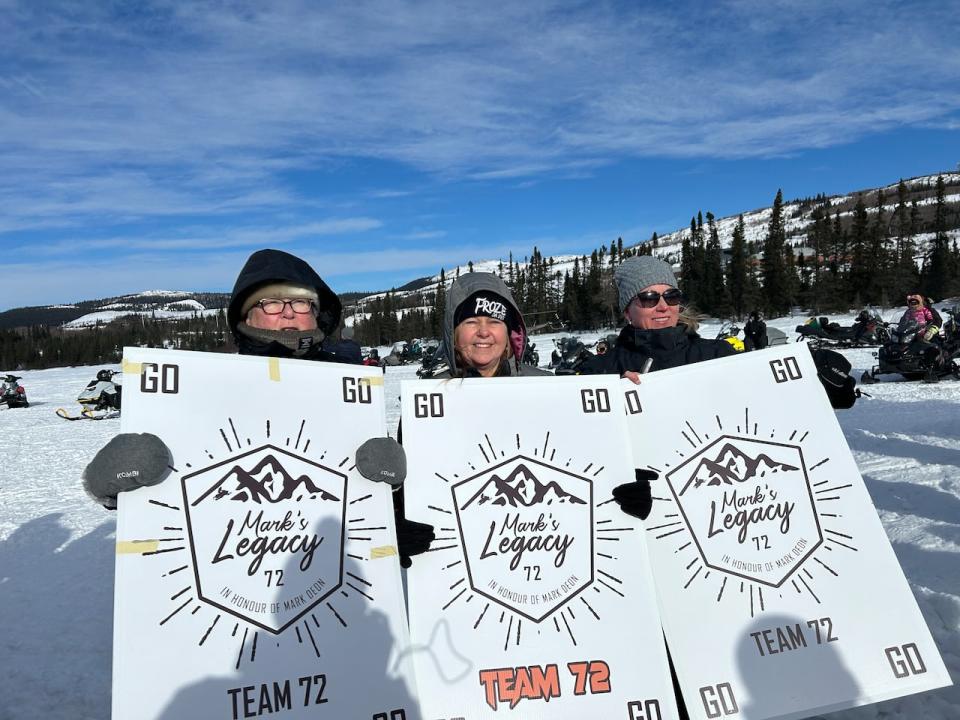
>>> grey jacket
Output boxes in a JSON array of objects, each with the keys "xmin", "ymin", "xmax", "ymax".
[{"xmin": 437, "ymin": 272, "xmax": 551, "ymax": 378}]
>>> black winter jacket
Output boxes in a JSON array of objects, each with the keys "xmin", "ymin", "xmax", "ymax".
[{"xmin": 580, "ymin": 324, "xmax": 739, "ymax": 375}]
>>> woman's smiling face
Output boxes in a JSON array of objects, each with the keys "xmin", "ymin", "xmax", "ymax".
[{"xmin": 623, "ymin": 284, "xmax": 681, "ymax": 330}]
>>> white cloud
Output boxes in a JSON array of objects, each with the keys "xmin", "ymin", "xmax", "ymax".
[{"xmin": 1, "ymin": 0, "xmax": 958, "ymax": 304}]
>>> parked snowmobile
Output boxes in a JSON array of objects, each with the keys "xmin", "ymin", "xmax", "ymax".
[
  {"xmin": 860, "ymin": 315, "xmax": 959, "ymax": 384},
  {"xmin": 796, "ymin": 309, "xmax": 889, "ymax": 348},
  {"xmin": 766, "ymin": 327, "xmax": 789, "ymax": 347},
  {"xmin": 0, "ymin": 374, "xmax": 29, "ymax": 408},
  {"xmin": 716, "ymin": 321, "xmax": 746, "ymax": 352},
  {"xmin": 56, "ymin": 369, "xmax": 122, "ymax": 420},
  {"xmin": 416, "ymin": 341, "xmax": 449, "ymax": 379},
  {"xmin": 551, "ymin": 337, "xmax": 594, "ymax": 376}
]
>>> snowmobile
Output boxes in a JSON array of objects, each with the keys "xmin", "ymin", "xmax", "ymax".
[
  {"xmin": 860, "ymin": 315, "xmax": 960, "ymax": 385},
  {"xmin": 0, "ymin": 374, "xmax": 29, "ymax": 409},
  {"xmin": 56, "ymin": 369, "xmax": 122, "ymax": 420},
  {"xmin": 551, "ymin": 337, "xmax": 595, "ymax": 376},
  {"xmin": 416, "ymin": 342, "xmax": 450, "ymax": 379},
  {"xmin": 716, "ymin": 322, "xmax": 746, "ymax": 352},
  {"xmin": 795, "ymin": 309, "xmax": 889, "ymax": 348},
  {"xmin": 766, "ymin": 327, "xmax": 789, "ymax": 346}
]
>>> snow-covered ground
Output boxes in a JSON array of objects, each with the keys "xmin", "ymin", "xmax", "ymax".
[{"xmin": 1, "ymin": 310, "xmax": 957, "ymax": 719}]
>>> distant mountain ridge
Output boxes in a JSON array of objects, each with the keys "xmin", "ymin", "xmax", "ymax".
[
  {"xmin": 4, "ymin": 170, "xmax": 957, "ymax": 328},
  {"xmin": 0, "ymin": 290, "xmax": 231, "ymax": 330}
]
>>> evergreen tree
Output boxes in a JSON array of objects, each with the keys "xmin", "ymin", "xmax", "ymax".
[
  {"xmin": 702, "ymin": 212, "xmax": 728, "ymax": 315},
  {"xmin": 679, "ymin": 219, "xmax": 696, "ymax": 302},
  {"xmin": 847, "ymin": 194, "xmax": 871, "ymax": 303},
  {"xmin": 923, "ymin": 175, "xmax": 952, "ymax": 299},
  {"xmin": 726, "ymin": 215, "xmax": 748, "ymax": 318},
  {"xmin": 761, "ymin": 189, "xmax": 789, "ymax": 315},
  {"xmin": 431, "ymin": 268, "xmax": 447, "ymax": 337}
]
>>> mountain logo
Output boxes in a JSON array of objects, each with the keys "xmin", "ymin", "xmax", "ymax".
[
  {"xmin": 451, "ymin": 455, "xmax": 594, "ymax": 623},
  {"xmin": 181, "ymin": 444, "xmax": 348, "ymax": 633},
  {"xmin": 460, "ymin": 463, "xmax": 586, "ymax": 510},
  {"xmin": 679, "ymin": 443, "xmax": 799, "ymax": 496},
  {"xmin": 192, "ymin": 453, "xmax": 340, "ymax": 506},
  {"xmin": 665, "ymin": 435, "xmax": 822, "ymax": 588}
]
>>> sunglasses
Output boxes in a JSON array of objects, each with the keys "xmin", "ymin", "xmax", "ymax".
[
  {"xmin": 633, "ymin": 288, "xmax": 684, "ymax": 309},
  {"xmin": 907, "ymin": 298, "xmax": 921, "ymax": 306}
]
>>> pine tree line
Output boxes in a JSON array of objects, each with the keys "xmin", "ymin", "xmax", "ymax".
[
  {"xmin": 682, "ymin": 176, "xmax": 960, "ymax": 318},
  {"xmin": 1, "ymin": 312, "xmax": 232, "ymax": 370},
  {"xmin": 353, "ymin": 175, "xmax": 960, "ymax": 348},
  {"xmin": 10, "ymin": 177, "xmax": 955, "ymax": 361}
]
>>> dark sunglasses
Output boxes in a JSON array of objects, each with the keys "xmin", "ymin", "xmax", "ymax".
[
  {"xmin": 907, "ymin": 298, "xmax": 921, "ymax": 306},
  {"xmin": 633, "ymin": 288, "xmax": 684, "ymax": 309}
]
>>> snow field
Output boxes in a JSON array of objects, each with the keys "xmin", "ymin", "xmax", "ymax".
[{"xmin": 1, "ymin": 311, "xmax": 957, "ymax": 719}]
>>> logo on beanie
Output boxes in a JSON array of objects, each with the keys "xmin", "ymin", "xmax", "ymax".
[{"xmin": 475, "ymin": 296, "xmax": 507, "ymax": 321}]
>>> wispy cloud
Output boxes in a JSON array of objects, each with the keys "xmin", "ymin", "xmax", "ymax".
[
  {"xmin": 1, "ymin": 0, "xmax": 958, "ymax": 308},
  {"xmin": 13, "ymin": 219, "xmax": 384, "ymax": 257}
]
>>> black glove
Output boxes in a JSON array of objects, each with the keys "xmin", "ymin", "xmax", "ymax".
[
  {"xmin": 83, "ymin": 433, "xmax": 172, "ymax": 509},
  {"xmin": 811, "ymin": 347, "xmax": 860, "ymax": 409},
  {"xmin": 396, "ymin": 518, "xmax": 435, "ymax": 568},
  {"xmin": 355, "ymin": 437, "xmax": 406, "ymax": 487},
  {"xmin": 612, "ymin": 469, "xmax": 656, "ymax": 520}
]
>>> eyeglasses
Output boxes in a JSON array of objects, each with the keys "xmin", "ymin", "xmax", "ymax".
[
  {"xmin": 255, "ymin": 298, "xmax": 316, "ymax": 315},
  {"xmin": 907, "ymin": 298, "xmax": 921, "ymax": 306},
  {"xmin": 633, "ymin": 289, "xmax": 684, "ymax": 309}
]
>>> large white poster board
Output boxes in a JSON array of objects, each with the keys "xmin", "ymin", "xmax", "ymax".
[
  {"xmin": 625, "ymin": 344, "xmax": 951, "ymax": 720},
  {"xmin": 113, "ymin": 348, "xmax": 420, "ymax": 720},
  {"xmin": 401, "ymin": 375, "xmax": 679, "ymax": 719}
]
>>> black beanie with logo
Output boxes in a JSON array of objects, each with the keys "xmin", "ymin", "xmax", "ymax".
[{"xmin": 454, "ymin": 291, "xmax": 514, "ymax": 328}]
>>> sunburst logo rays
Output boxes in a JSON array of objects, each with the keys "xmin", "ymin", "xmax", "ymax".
[
  {"xmin": 123, "ymin": 416, "xmax": 384, "ymax": 668},
  {"xmin": 647, "ymin": 406, "xmax": 857, "ymax": 618},
  {"xmin": 425, "ymin": 430, "xmax": 633, "ymax": 650}
]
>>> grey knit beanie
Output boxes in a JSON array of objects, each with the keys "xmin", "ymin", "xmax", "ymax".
[{"xmin": 614, "ymin": 256, "xmax": 679, "ymax": 311}]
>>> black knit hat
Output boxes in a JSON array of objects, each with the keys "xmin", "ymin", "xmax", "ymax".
[{"xmin": 454, "ymin": 291, "xmax": 514, "ymax": 328}]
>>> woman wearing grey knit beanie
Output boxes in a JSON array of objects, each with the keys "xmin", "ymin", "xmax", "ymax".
[{"xmin": 580, "ymin": 255, "xmax": 739, "ymax": 381}]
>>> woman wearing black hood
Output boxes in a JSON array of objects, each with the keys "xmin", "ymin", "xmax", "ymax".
[
  {"xmin": 85, "ymin": 249, "xmax": 432, "ymax": 562},
  {"xmin": 227, "ymin": 248, "xmax": 349, "ymax": 362}
]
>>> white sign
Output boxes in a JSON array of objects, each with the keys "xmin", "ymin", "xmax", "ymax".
[
  {"xmin": 401, "ymin": 376, "xmax": 678, "ymax": 719},
  {"xmin": 113, "ymin": 348, "xmax": 420, "ymax": 720},
  {"xmin": 624, "ymin": 344, "xmax": 951, "ymax": 720}
]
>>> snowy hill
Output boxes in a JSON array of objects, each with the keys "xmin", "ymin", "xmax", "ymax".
[
  {"xmin": 3, "ymin": 171, "xmax": 958, "ymax": 334},
  {"xmin": 0, "ymin": 290, "xmax": 229, "ymax": 330},
  {"xmin": 341, "ymin": 171, "xmax": 960, "ymax": 325}
]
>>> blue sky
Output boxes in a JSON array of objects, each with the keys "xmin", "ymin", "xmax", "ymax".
[{"xmin": 2, "ymin": 0, "xmax": 959, "ymax": 310}]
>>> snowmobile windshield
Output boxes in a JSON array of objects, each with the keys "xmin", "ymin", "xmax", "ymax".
[{"xmin": 894, "ymin": 318, "xmax": 920, "ymax": 343}]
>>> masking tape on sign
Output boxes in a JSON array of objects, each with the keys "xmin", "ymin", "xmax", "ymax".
[
  {"xmin": 121, "ymin": 359, "xmax": 143, "ymax": 375},
  {"xmin": 370, "ymin": 545, "xmax": 398, "ymax": 560},
  {"xmin": 268, "ymin": 357, "xmax": 281, "ymax": 382},
  {"xmin": 361, "ymin": 375, "xmax": 385, "ymax": 386},
  {"xmin": 116, "ymin": 540, "xmax": 160, "ymax": 555}
]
